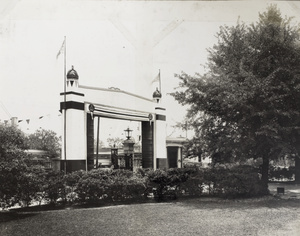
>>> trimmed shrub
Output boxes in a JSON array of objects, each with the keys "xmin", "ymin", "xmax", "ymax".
[
  {"xmin": 146, "ymin": 168, "xmax": 195, "ymax": 200},
  {"xmin": 144, "ymin": 166, "xmax": 266, "ymax": 200},
  {"xmin": 74, "ymin": 169, "xmax": 147, "ymax": 204},
  {"xmin": 64, "ymin": 170, "xmax": 85, "ymax": 203},
  {"xmin": 69, "ymin": 166, "xmax": 266, "ymax": 202},
  {"xmin": 43, "ymin": 171, "xmax": 66, "ymax": 204},
  {"xmin": 207, "ymin": 165, "xmax": 266, "ymax": 198},
  {"xmin": 17, "ymin": 165, "xmax": 47, "ymax": 207},
  {"xmin": 2, "ymin": 163, "xmax": 268, "ymax": 208},
  {"xmin": 269, "ymin": 166, "xmax": 294, "ymax": 181},
  {"xmin": 176, "ymin": 169, "xmax": 204, "ymax": 197},
  {"xmin": 75, "ymin": 169, "xmax": 110, "ymax": 203}
]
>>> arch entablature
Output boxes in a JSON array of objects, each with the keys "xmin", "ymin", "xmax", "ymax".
[
  {"xmin": 85, "ymin": 103, "xmax": 152, "ymax": 122},
  {"xmin": 80, "ymin": 85, "xmax": 155, "ymax": 114}
]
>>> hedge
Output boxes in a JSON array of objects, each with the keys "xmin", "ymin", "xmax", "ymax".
[{"xmin": 0, "ymin": 165, "xmax": 268, "ymax": 208}]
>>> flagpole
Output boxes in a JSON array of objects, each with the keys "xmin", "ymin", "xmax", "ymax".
[
  {"xmin": 159, "ymin": 69, "xmax": 161, "ymax": 93},
  {"xmin": 63, "ymin": 36, "xmax": 67, "ymax": 174}
]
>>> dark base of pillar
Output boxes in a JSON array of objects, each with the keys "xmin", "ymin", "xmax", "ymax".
[
  {"xmin": 61, "ymin": 160, "xmax": 86, "ymax": 173},
  {"xmin": 157, "ymin": 158, "xmax": 168, "ymax": 169}
]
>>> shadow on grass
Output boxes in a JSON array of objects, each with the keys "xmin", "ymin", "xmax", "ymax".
[
  {"xmin": 0, "ymin": 212, "xmax": 39, "ymax": 223},
  {"xmin": 3, "ymin": 195, "xmax": 300, "ymax": 217},
  {"xmin": 5, "ymin": 198, "xmax": 157, "ymax": 213}
]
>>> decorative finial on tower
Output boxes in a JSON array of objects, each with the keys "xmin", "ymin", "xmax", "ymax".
[
  {"xmin": 152, "ymin": 87, "xmax": 162, "ymax": 103},
  {"xmin": 66, "ymin": 66, "xmax": 79, "ymax": 88},
  {"xmin": 67, "ymin": 66, "xmax": 79, "ymax": 80}
]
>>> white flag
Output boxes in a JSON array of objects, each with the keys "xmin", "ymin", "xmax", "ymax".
[
  {"xmin": 150, "ymin": 72, "xmax": 160, "ymax": 84},
  {"xmin": 56, "ymin": 39, "xmax": 65, "ymax": 59}
]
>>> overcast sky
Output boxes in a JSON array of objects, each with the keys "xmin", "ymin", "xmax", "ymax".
[{"xmin": 1, "ymin": 0, "xmax": 300, "ymax": 140}]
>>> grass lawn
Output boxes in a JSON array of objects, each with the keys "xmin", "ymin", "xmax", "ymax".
[{"xmin": 1, "ymin": 197, "xmax": 300, "ymax": 236}]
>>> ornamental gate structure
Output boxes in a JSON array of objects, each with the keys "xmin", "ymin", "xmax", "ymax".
[{"xmin": 60, "ymin": 67, "xmax": 167, "ymax": 172}]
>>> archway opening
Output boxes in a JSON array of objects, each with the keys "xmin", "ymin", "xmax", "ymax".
[{"xmin": 92, "ymin": 117, "xmax": 142, "ymax": 170}]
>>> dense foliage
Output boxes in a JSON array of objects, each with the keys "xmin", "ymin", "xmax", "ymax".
[
  {"xmin": 0, "ymin": 124, "xmax": 60, "ymax": 207},
  {"xmin": 171, "ymin": 5, "xmax": 300, "ymax": 185},
  {"xmin": 0, "ymin": 124, "xmax": 30, "ymax": 206},
  {"xmin": 269, "ymin": 165, "xmax": 295, "ymax": 181},
  {"xmin": 1, "ymin": 165, "xmax": 266, "ymax": 208},
  {"xmin": 0, "ymin": 125, "xmax": 268, "ymax": 208},
  {"xmin": 26, "ymin": 128, "xmax": 61, "ymax": 158}
]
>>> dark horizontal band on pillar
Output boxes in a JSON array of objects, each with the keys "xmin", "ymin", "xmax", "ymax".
[
  {"xmin": 61, "ymin": 160, "xmax": 86, "ymax": 172},
  {"xmin": 156, "ymin": 114, "xmax": 166, "ymax": 121},
  {"xmin": 157, "ymin": 158, "xmax": 168, "ymax": 169},
  {"xmin": 60, "ymin": 91, "xmax": 85, "ymax": 96},
  {"xmin": 60, "ymin": 101, "xmax": 84, "ymax": 111}
]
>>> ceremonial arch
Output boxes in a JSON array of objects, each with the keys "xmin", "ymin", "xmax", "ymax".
[{"xmin": 60, "ymin": 66, "xmax": 167, "ymax": 172}]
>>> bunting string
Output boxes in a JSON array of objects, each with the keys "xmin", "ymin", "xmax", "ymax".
[{"xmin": 1, "ymin": 113, "xmax": 62, "ymax": 126}]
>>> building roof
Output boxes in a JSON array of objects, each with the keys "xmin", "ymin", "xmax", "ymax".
[
  {"xmin": 25, "ymin": 149, "xmax": 48, "ymax": 156},
  {"xmin": 166, "ymin": 136, "xmax": 188, "ymax": 147}
]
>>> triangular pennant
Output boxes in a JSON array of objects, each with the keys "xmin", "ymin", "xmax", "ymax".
[
  {"xmin": 39, "ymin": 116, "xmax": 44, "ymax": 119},
  {"xmin": 18, "ymin": 120, "xmax": 23, "ymax": 123},
  {"xmin": 26, "ymin": 119, "xmax": 30, "ymax": 124},
  {"xmin": 56, "ymin": 38, "xmax": 65, "ymax": 59}
]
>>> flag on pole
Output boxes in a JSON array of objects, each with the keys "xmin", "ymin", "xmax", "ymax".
[
  {"xmin": 150, "ymin": 70, "xmax": 161, "ymax": 92},
  {"xmin": 56, "ymin": 39, "xmax": 65, "ymax": 59},
  {"xmin": 151, "ymin": 72, "xmax": 160, "ymax": 84}
]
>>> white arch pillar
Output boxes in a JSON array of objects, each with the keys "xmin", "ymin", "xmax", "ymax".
[{"xmin": 154, "ymin": 106, "xmax": 167, "ymax": 169}]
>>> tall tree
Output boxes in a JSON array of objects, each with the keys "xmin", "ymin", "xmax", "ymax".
[
  {"xmin": 0, "ymin": 125, "xmax": 51, "ymax": 207},
  {"xmin": 27, "ymin": 128, "xmax": 61, "ymax": 158},
  {"xmin": 0, "ymin": 124, "xmax": 28, "ymax": 205},
  {"xmin": 107, "ymin": 137, "xmax": 124, "ymax": 148},
  {"xmin": 171, "ymin": 5, "xmax": 300, "ymax": 187},
  {"xmin": 0, "ymin": 124, "xmax": 28, "ymax": 157}
]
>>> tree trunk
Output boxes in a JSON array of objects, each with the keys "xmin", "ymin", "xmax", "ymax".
[
  {"xmin": 261, "ymin": 155, "xmax": 269, "ymax": 193},
  {"xmin": 295, "ymin": 156, "xmax": 300, "ymax": 184}
]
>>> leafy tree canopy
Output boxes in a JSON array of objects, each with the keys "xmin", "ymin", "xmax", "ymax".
[
  {"xmin": 27, "ymin": 128, "xmax": 61, "ymax": 158},
  {"xmin": 0, "ymin": 124, "xmax": 35, "ymax": 205},
  {"xmin": 107, "ymin": 137, "xmax": 124, "ymax": 148},
  {"xmin": 0, "ymin": 124, "xmax": 28, "ymax": 160},
  {"xmin": 171, "ymin": 5, "xmax": 300, "ymax": 184}
]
